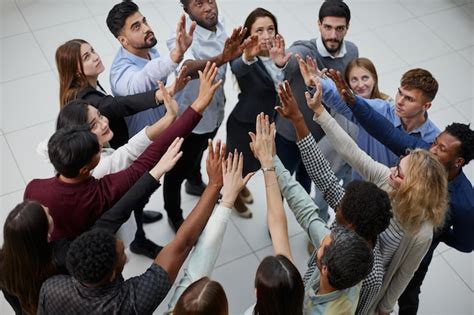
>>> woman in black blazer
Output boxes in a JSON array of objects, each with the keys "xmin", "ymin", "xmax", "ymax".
[
  {"xmin": 228, "ymin": 8, "xmax": 291, "ymax": 217},
  {"xmin": 55, "ymin": 39, "xmax": 188, "ymax": 149}
]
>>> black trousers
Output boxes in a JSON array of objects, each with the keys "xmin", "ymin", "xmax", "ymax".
[
  {"xmin": 398, "ymin": 235, "xmax": 441, "ymax": 315},
  {"xmin": 163, "ymin": 129, "xmax": 218, "ymax": 220}
]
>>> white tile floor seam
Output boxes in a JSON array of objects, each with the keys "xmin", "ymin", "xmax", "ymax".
[
  {"xmin": 1, "ymin": 1, "xmax": 473, "ymax": 314},
  {"xmin": 439, "ymin": 252, "xmax": 473, "ymax": 292}
]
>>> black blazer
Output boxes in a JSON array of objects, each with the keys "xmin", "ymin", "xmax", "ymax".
[
  {"xmin": 230, "ymin": 56, "xmax": 279, "ymax": 124},
  {"xmin": 77, "ymin": 84, "xmax": 159, "ymax": 149}
]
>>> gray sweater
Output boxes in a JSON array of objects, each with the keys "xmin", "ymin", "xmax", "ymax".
[{"xmin": 275, "ymin": 38, "xmax": 358, "ymax": 142}]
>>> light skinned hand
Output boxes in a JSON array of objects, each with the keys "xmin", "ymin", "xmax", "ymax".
[
  {"xmin": 242, "ymin": 34, "xmax": 260, "ymax": 61},
  {"xmin": 193, "ymin": 62, "xmax": 223, "ymax": 111},
  {"xmin": 274, "ymin": 81, "xmax": 304, "ymax": 122},
  {"xmin": 221, "ymin": 150, "xmax": 255, "ymax": 206},
  {"xmin": 249, "ymin": 113, "xmax": 276, "ymax": 167},
  {"xmin": 158, "ymin": 81, "xmax": 178, "ymax": 118},
  {"xmin": 304, "ymin": 77, "xmax": 324, "ymax": 116},
  {"xmin": 326, "ymin": 69, "xmax": 356, "ymax": 106},
  {"xmin": 296, "ymin": 54, "xmax": 324, "ymax": 87},
  {"xmin": 151, "ymin": 137, "xmax": 184, "ymax": 178},
  {"xmin": 268, "ymin": 34, "xmax": 292, "ymax": 67},
  {"xmin": 171, "ymin": 14, "xmax": 196, "ymax": 62},
  {"xmin": 172, "ymin": 65, "xmax": 191, "ymax": 95},
  {"xmin": 206, "ymin": 139, "xmax": 225, "ymax": 188}
]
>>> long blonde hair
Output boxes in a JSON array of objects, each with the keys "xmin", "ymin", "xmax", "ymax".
[{"xmin": 390, "ymin": 149, "xmax": 448, "ymax": 234}]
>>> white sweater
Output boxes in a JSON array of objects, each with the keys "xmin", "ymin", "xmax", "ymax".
[{"xmin": 36, "ymin": 128, "xmax": 152, "ymax": 179}]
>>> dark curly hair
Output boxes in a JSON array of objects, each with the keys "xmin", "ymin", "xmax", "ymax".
[
  {"xmin": 106, "ymin": 0, "xmax": 139, "ymax": 38},
  {"xmin": 322, "ymin": 225, "xmax": 373, "ymax": 290},
  {"xmin": 445, "ymin": 123, "xmax": 474, "ymax": 165},
  {"xmin": 340, "ymin": 180, "xmax": 392, "ymax": 244},
  {"xmin": 66, "ymin": 229, "xmax": 117, "ymax": 285}
]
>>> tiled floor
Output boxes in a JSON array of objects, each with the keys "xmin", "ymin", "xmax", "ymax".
[{"xmin": 1, "ymin": 0, "xmax": 473, "ymax": 314}]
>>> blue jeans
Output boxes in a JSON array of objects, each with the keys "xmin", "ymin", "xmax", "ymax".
[{"xmin": 275, "ymin": 133, "xmax": 311, "ymax": 193}]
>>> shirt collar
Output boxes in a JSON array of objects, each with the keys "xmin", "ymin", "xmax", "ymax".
[
  {"xmin": 120, "ymin": 46, "xmax": 160, "ymax": 63},
  {"xmin": 393, "ymin": 112, "xmax": 432, "ymax": 138},
  {"xmin": 73, "ymin": 275, "xmax": 124, "ymax": 298},
  {"xmin": 316, "ymin": 37, "xmax": 347, "ymax": 59},
  {"xmin": 188, "ymin": 15, "xmax": 224, "ymax": 40},
  {"xmin": 307, "ymin": 287, "xmax": 345, "ymax": 304}
]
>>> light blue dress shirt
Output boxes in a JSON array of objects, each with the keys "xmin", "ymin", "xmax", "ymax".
[
  {"xmin": 319, "ymin": 78, "xmax": 440, "ymax": 179},
  {"xmin": 167, "ymin": 15, "xmax": 227, "ymax": 134},
  {"xmin": 109, "ymin": 46, "xmax": 178, "ymax": 137}
]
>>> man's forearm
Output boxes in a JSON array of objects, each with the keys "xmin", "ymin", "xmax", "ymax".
[
  {"xmin": 291, "ymin": 116, "xmax": 311, "ymax": 141},
  {"xmin": 176, "ymin": 184, "xmax": 222, "ymax": 247},
  {"xmin": 183, "ymin": 57, "xmax": 224, "ymax": 79}
]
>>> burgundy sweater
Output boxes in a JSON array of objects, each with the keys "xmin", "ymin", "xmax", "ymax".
[{"xmin": 24, "ymin": 107, "xmax": 202, "ymax": 241}]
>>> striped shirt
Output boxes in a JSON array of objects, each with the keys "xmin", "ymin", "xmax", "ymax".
[{"xmin": 379, "ymin": 219, "xmax": 405, "ymax": 268}]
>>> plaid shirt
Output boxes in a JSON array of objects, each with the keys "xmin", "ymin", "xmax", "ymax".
[
  {"xmin": 297, "ymin": 133, "xmax": 385, "ymax": 315},
  {"xmin": 38, "ymin": 264, "xmax": 171, "ymax": 315}
]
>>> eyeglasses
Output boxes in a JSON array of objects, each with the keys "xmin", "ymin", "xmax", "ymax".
[
  {"xmin": 394, "ymin": 155, "xmax": 405, "ymax": 180},
  {"xmin": 322, "ymin": 24, "xmax": 347, "ymax": 34}
]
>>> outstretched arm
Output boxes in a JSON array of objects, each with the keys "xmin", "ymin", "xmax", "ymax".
[
  {"xmin": 351, "ymin": 96, "xmax": 430, "ymax": 154},
  {"xmin": 154, "ymin": 140, "xmax": 224, "ymax": 282},
  {"xmin": 166, "ymin": 145, "xmax": 253, "ymax": 311},
  {"xmin": 93, "ymin": 137, "xmax": 184, "ymax": 232},
  {"xmin": 276, "ymin": 80, "xmax": 346, "ymax": 209},
  {"xmin": 306, "ymin": 79, "xmax": 391, "ymax": 189},
  {"xmin": 250, "ymin": 114, "xmax": 294, "ymax": 262},
  {"xmin": 181, "ymin": 27, "xmax": 253, "ymax": 79}
]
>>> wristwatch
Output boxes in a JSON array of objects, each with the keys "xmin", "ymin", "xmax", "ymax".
[{"xmin": 261, "ymin": 166, "xmax": 276, "ymax": 172}]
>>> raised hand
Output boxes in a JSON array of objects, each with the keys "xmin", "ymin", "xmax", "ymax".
[
  {"xmin": 158, "ymin": 81, "xmax": 178, "ymax": 118},
  {"xmin": 327, "ymin": 69, "xmax": 356, "ymax": 106},
  {"xmin": 150, "ymin": 137, "xmax": 184, "ymax": 179},
  {"xmin": 171, "ymin": 14, "xmax": 196, "ymax": 63},
  {"xmin": 192, "ymin": 62, "xmax": 223, "ymax": 113},
  {"xmin": 220, "ymin": 149, "xmax": 254, "ymax": 208},
  {"xmin": 296, "ymin": 54, "xmax": 325, "ymax": 87},
  {"xmin": 304, "ymin": 77, "xmax": 324, "ymax": 116},
  {"xmin": 170, "ymin": 65, "xmax": 191, "ymax": 96},
  {"xmin": 274, "ymin": 81, "xmax": 304, "ymax": 122},
  {"xmin": 220, "ymin": 26, "xmax": 248, "ymax": 63},
  {"xmin": 249, "ymin": 113, "xmax": 276, "ymax": 167},
  {"xmin": 242, "ymin": 34, "xmax": 260, "ymax": 61},
  {"xmin": 206, "ymin": 139, "xmax": 225, "ymax": 189},
  {"xmin": 269, "ymin": 34, "xmax": 292, "ymax": 67}
]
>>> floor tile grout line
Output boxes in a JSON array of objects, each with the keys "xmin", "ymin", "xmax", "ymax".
[
  {"xmin": 228, "ymin": 216, "xmax": 264, "ymax": 256},
  {"xmin": 213, "ymin": 251, "xmax": 258, "ymax": 270},
  {"xmin": 2, "ymin": 118, "xmax": 56, "ymax": 137},
  {"xmin": 3, "ymin": 136, "xmax": 27, "ymax": 187},
  {"xmin": 214, "ymin": 251, "xmax": 257, "ymax": 269},
  {"xmin": 397, "ymin": 0, "xmax": 471, "ymax": 20},
  {"xmin": 439, "ymin": 251, "xmax": 474, "ymax": 292},
  {"xmin": 0, "ymin": 188, "xmax": 25, "ymax": 198},
  {"xmin": 415, "ymin": 9, "xmax": 463, "ymax": 53},
  {"xmin": 0, "ymin": 69, "xmax": 53, "ymax": 85},
  {"xmin": 12, "ymin": 0, "xmax": 56, "ymax": 73}
]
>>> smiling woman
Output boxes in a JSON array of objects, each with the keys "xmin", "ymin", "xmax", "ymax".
[
  {"xmin": 344, "ymin": 57, "xmax": 391, "ymax": 101},
  {"xmin": 55, "ymin": 38, "xmax": 179, "ymax": 149}
]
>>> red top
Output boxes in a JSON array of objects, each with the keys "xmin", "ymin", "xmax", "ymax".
[{"xmin": 25, "ymin": 107, "xmax": 201, "ymax": 241}]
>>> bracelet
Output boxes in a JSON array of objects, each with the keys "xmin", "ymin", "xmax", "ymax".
[{"xmin": 261, "ymin": 166, "xmax": 276, "ymax": 172}]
